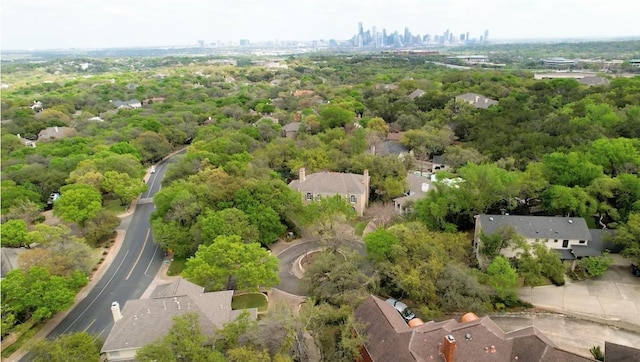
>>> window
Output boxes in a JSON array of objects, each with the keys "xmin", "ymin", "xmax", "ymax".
[
  {"xmin": 554, "ymin": 239, "xmax": 559, "ymax": 243},
  {"xmin": 349, "ymin": 195, "xmax": 356, "ymax": 203},
  {"xmin": 579, "ymin": 240, "xmax": 586, "ymax": 244},
  {"xmin": 562, "ymin": 240, "xmax": 569, "ymax": 248},
  {"xmin": 305, "ymin": 192, "xmax": 312, "ymax": 201}
]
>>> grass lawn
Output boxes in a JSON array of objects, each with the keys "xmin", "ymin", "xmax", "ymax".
[
  {"xmin": 167, "ymin": 256, "xmax": 187, "ymax": 276},
  {"xmin": 103, "ymin": 198, "xmax": 127, "ymax": 216},
  {"xmin": 232, "ymin": 293, "xmax": 268, "ymax": 313}
]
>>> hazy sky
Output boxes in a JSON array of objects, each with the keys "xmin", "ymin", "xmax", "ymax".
[{"xmin": 2, "ymin": 0, "xmax": 639, "ymax": 49}]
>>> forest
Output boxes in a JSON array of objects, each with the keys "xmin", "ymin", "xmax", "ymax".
[{"xmin": 1, "ymin": 42, "xmax": 640, "ymax": 361}]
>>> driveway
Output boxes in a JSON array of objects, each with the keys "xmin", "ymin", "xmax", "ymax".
[
  {"xmin": 273, "ymin": 239, "xmax": 365, "ymax": 296},
  {"xmin": 518, "ymin": 261, "xmax": 640, "ymax": 333}
]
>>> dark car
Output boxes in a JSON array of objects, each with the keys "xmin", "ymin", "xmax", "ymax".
[{"xmin": 385, "ymin": 298, "xmax": 416, "ymax": 322}]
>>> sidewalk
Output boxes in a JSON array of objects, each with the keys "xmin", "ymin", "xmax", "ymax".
[
  {"xmin": 5, "ymin": 213, "xmax": 133, "ymax": 362},
  {"xmin": 517, "ymin": 263, "xmax": 640, "ymax": 334}
]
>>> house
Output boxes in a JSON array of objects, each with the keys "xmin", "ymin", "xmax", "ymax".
[
  {"xmin": 431, "ymin": 155, "xmax": 450, "ymax": 173},
  {"xmin": 393, "ymin": 173, "xmax": 432, "ymax": 214},
  {"xmin": 374, "ymin": 84, "xmax": 399, "ymax": 91},
  {"xmin": 577, "ymin": 76, "xmax": 610, "ymax": 87},
  {"xmin": 112, "ymin": 99, "xmax": 142, "ymax": 109},
  {"xmin": 408, "ymin": 89, "xmax": 425, "ymax": 100},
  {"xmin": 254, "ymin": 115, "xmax": 279, "ymax": 126},
  {"xmin": 473, "ymin": 215, "xmax": 594, "ymax": 261},
  {"xmin": 141, "ymin": 97, "xmax": 166, "ymax": 105},
  {"xmin": 629, "ymin": 59, "xmax": 640, "ymax": 67},
  {"xmin": 455, "ymin": 93, "xmax": 498, "ymax": 109},
  {"xmin": 541, "ymin": 57, "xmax": 577, "ymax": 67},
  {"xmin": 293, "ymin": 89, "xmax": 315, "ymax": 97},
  {"xmin": 281, "ymin": 122, "xmax": 301, "ymax": 138},
  {"xmin": 30, "ymin": 100, "xmax": 44, "ymax": 111},
  {"xmin": 372, "ymin": 140, "xmax": 409, "ymax": 158},
  {"xmin": 101, "ymin": 278, "xmax": 256, "ymax": 361},
  {"xmin": 354, "ymin": 295, "xmax": 593, "ymax": 362},
  {"xmin": 16, "ymin": 134, "xmax": 36, "ymax": 147},
  {"xmin": 288, "ymin": 168, "xmax": 370, "ymax": 216},
  {"xmin": 605, "ymin": 341, "xmax": 640, "ymax": 361},
  {"xmin": 37, "ymin": 126, "xmax": 75, "ymax": 141}
]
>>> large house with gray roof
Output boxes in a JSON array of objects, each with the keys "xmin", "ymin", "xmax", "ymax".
[
  {"xmin": 455, "ymin": 93, "xmax": 498, "ymax": 109},
  {"xmin": 473, "ymin": 214, "xmax": 612, "ymax": 262},
  {"xmin": 101, "ymin": 278, "xmax": 256, "ymax": 361},
  {"xmin": 288, "ymin": 168, "xmax": 370, "ymax": 216},
  {"xmin": 355, "ymin": 295, "xmax": 592, "ymax": 362}
]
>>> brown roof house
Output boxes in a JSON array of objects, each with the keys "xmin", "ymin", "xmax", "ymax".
[
  {"xmin": 288, "ymin": 168, "xmax": 370, "ymax": 216},
  {"xmin": 355, "ymin": 295, "xmax": 593, "ymax": 362},
  {"xmin": 455, "ymin": 93, "xmax": 498, "ymax": 109},
  {"xmin": 37, "ymin": 126, "xmax": 75, "ymax": 141},
  {"xmin": 101, "ymin": 278, "xmax": 257, "ymax": 361},
  {"xmin": 281, "ymin": 122, "xmax": 302, "ymax": 138}
]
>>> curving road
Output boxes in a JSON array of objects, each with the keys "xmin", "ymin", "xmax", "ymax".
[
  {"xmin": 275, "ymin": 240, "xmax": 365, "ymax": 296},
  {"xmin": 19, "ymin": 151, "xmax": 183, "ymax": 361}
]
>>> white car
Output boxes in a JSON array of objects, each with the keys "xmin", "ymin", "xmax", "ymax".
[{"xmin": 150, "ymin": 166, "xmax": 156, "ymax": 174}]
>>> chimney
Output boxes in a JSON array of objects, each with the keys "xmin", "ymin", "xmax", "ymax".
[
  {"xmin": 299, "ymin": 168, "xmax": 306, "ymax": 182},
  {"xmin": 111, "ymin": 301, "xmax": 123, "ymax": 323},
  {"xmin": 443, "ymin": 335, "xmax": 456, "ymax": 362}
]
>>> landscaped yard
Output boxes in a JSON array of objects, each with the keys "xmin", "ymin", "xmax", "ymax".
[
  {"xmin": 103, "ymin": 198, "xmax": 127, "ymax": 216},
  {"xmin": 167, "ymin": 256, "xmax": 187, "ymax": 276},
  {"xmin": 232, "ymin": 293, "xmax": 268, "ymax": 313}
]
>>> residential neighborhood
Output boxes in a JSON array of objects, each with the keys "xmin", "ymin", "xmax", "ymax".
[{"xmin": 1, "ymin": 35, "xmax": 639, "ymax": 362}]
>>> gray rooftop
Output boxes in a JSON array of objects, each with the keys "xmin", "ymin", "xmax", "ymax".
[
  {"xmin": 101, "ymin": 278, "xmax": 256, "ymax": 354},
  {"xmin": 408, "ymin": 89, "xmax": 425, "ymax": 100},
  {"xmin": 289, "ymin": 171, "xmax": 368, "ymax": 196},
  {"xmin": 455, "ymin": 93, "xmax": 499, "ymax": 109},
  {"xmin": 478, "ymin": 215, "xmax": 592, "ymax": 241},
  {"xmin": 281, "ymin": 122, "xmax": 301, "ymax": 132}
]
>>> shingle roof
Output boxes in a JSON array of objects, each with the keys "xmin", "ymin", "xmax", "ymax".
[
  {"xmin": 355, "ymin": 295, "xmax": 593, "ymax": 362},
  {"xmin": 289, "ymin": 171, "xmax": 368, "ymax": 196},
  {"xmin": 408, "ymin": 89, "xmax": 425, "ymax": 100},
  {"xmin": 588, "ymin": 229, "xmax": 621, "ymax": 253},
  {"xmin": 101, "ymin": 278, "xmax": 256, "ymax": 354},
  {"xmin": 478, "ymin": 215, "xmax": 592, "ymax": 242},
  {"xmin": 605, "ymin": 341, "xmax": 640, "ymax": 362},
  {"xmin": 455, "ymin": 93, "xmax": 499, "ymax": 109},
  {"xmin": 578, "ymin": 76, "xmax": 610, "ymax": 87},
  {"xmin": 37, "ymin": 126, "xmax": 75, "ymax": 140},
  {"xmin": 375, "ymin": 140, "xmax": 408, "ymax": 156},
  {"xmin": 282, "ymin": 122, "xmax": 301, "ymax": 132}
]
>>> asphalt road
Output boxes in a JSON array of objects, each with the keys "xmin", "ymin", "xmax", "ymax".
[
  {"xmin": 275, "ymin": 239, "xmax": 365, "ymax": 296},
  {"xmin": 20, "ymin": 152, "xmax": 183, "ymax": 360}
]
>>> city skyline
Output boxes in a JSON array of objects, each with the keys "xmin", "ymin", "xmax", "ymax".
[{"xmin": 2, "ymin": 0, "xmax": 640, "ymax": 50}]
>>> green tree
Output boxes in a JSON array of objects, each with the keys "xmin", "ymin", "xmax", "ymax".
[
  {"xmin": 136, "ymin": 313, "xmax": 224, "ymax": 362},
  {"xmin": 1, "ymin": 267, "xmax": 85, "ymax": 324},
  {"xmin": 102, "ymin": 171, "xmax": 147, "ymax": 206},
  {"xmin": 303, "ymin": 251, "xmax": 370, "ymax": 306},
  {"xmin": 133, "ymin": 131, "xmax": 173, "ymax": 163},
  {"xmin": 436, "ymin": 263, "xmax": 492, "ymax": 313},
  {"xmin": 479, "ymin": 226, "xmax": 520, "ymax": 261},
  {"xmin": 29, "ymin": 332, "xmax": 102, "ymax": 362},
  {"xmin": 587, "ymin": 138, "xmax": 640, "ymax": 176},
  {"xmin": 542, "ymin": 185, "xmax": 597, "ymax": 217},
  {"xmin": 195, "ymin": 208, "xmax": 259, "ymax": 245},
  {"xmin": 487, "ymin": 256, "xmax": 518, "ymax": 304},
  {"xmin": 577, "ymin": 252, "xmax": 614, "ymax": 278},
  {"xmin": 363, "ymin": 228, "xmax": 400, "ymax": 262},
  {"xmin": 182, "ymin": 235, "xmax": 279, "ymax": 291},
  {"xmin": 1, "ymin": 219, "xmax": 29, "ymax": 247},
  {"xmin": 543, "ymin": 152, "xmax": 604, "ymax": 188},
  {"xmin": 613, "ymin": 212, "xmax": 640, "ymax": 265},
  {"xmin": 53, "ymin": 184, "xmax": 102, "ymax": 227}
]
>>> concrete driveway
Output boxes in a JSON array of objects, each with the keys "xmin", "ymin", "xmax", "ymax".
[{"xmin": 518, "ymin": 262, "xmax": 640, "ymax": 333}]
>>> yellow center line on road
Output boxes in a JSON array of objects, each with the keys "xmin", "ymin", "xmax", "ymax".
[{"xmin": 125, "ymin": 229, "xmax": 151, "ymax": 280}]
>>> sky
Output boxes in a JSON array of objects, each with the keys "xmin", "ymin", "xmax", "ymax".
[{"xmin": 2, "ymin": 0, "xmax": 639, "ymax": 50}]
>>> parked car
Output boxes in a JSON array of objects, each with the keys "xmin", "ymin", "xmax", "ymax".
[{"xmin": 385, "ymin": 298, "xmax": 416, "ymax": 322}]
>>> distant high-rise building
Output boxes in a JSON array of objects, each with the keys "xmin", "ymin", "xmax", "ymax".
[
  {"xmin": 484, "ymin": 29, "xmax": 489, "ymax": 43},
  {"xmin": 404, "ymin": 27, "xmax": 411, "ymax": 45},
  {"xmin": 239, "ymin": 39, "xmax": 250, "ymax": 46},
  {"xmin": 359, "ymin": 22, "xmax": 364, "ymax": 37},
  {"xmin": 466, "ymin": 32, "xmax": 470, "ymax": 43},
  {"xmin": 460, "ymin": 33, "xmax": 465, "ymax": 42}
]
